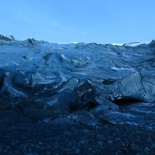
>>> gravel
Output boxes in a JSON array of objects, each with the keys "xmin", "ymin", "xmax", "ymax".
[{"xmin": 0, "ymin": 109, "xmax": 155, "ymax": 155}]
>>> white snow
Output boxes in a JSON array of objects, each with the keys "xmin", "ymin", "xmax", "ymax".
[{"xmin": 123, "ymin": 41, "xmax": 151, "ymax": 47}]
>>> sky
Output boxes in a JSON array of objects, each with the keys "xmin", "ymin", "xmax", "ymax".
[{"xmin": 0, "ymin": 0, "xmax": 155, "ymax": 44}]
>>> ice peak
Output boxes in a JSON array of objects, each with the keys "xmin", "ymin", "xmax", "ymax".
[{"xmin": 0, "ymin": 34, "xmax": 15, "ymax": 41}]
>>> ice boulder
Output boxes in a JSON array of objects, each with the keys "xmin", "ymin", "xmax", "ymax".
[
  {"xmin": 142, "ymin": 75, "xmax": 155, "ymax": 102},
  {"xmin": 109, "ymin": 72, "xmax": 155, "ymax": 103}
]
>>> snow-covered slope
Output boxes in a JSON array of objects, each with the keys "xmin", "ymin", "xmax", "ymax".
[{"xmin": 0, "ymin": 34, "xmax": 155, "ymax": 128}]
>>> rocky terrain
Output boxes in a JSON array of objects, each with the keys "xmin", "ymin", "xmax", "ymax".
[{"xmin": 0, "ymin": 35, "xmax": 155, "ymax": 154}]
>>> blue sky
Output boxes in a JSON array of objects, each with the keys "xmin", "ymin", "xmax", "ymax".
[{"xmin": 0, "ymin": 0, "xmax": 155, "ymax": 44}]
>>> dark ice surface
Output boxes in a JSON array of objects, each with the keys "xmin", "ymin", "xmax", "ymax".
[{"xmin": 0, "ymin": 36, "xmax": 155, "ymax": 154}]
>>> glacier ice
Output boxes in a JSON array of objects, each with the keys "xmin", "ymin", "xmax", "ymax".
[
  {"xmin": 0, "ymin": 34, "xmax": 155, "ymax": 128},
  {"xmin": 110, "ymin": 72, "xmax": 155, "ymax": 103}
]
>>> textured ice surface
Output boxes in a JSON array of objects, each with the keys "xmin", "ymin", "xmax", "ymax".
[
  {"xmin": 0, "ymin": 35, "xmax": 155, "ymax": 128},
  {"xmin": 110, "ymin": 72, "xmax": 155, "ymax": 102}
]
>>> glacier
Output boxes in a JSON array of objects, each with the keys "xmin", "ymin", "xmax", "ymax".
[{"xmin": 0, "ymin": 34, "xmax": 155, "ymax": 129}]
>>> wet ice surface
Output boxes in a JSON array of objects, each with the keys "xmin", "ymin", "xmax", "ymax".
[{"xmin": 0, "ymin": 37, "xmax": 155, "ymax": 130}]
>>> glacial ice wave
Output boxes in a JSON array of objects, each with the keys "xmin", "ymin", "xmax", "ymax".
[{"xmin": 0, "ymin": 35, "xmax": 155, "ymax": 128}]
